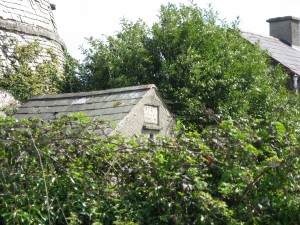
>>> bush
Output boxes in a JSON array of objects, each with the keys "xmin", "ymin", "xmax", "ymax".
[{"xmin": 1, "ymin": 114, "xmax": 300, "ymax": 224}]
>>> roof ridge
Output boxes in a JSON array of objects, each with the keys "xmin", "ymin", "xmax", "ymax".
[
  {"xmin": 30, "ymin": 84, "xmax": 157, "ymax": 100},
  {"xmin": 241, "ymin": 31, "xmax": 278, "ymax": 40}
]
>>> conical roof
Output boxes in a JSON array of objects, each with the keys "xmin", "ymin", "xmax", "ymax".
[{"xmin": 0, "ymin": 0, "xmax": 65, "ymax": 74}]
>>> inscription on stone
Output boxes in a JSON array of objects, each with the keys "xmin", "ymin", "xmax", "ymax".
[{"xmin": 144, "ymin": 105, "xmax": 158, "ymax": 124}]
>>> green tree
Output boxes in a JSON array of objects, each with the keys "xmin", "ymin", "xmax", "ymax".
[
  {"xmin": 80, "ymin": 3, "xmax": 290, "ymax": 130},
  {"xmin": 59, "ymin": 51, "xmax": 85, "ymax": 93},
  {"xmin": 81, "ymin": 18, "xmax": 156, "ymax": 91}
]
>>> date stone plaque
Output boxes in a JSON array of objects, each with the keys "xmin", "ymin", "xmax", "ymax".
[{"xmin": 144, "ymin": 105, "xmax": 158, "ymax": 124}]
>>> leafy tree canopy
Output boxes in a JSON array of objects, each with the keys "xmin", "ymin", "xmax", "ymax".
[{"xmin": 78, "ymin": 3, "xmax": 293, "ymax": 130}]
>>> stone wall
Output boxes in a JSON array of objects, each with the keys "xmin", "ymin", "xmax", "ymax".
[
  {"xmin": 0, "ymin": 0, "xmax": 65, "ymax": 115},
  {"xmin": 0, "ymin": 0, "xmax": 57, "ymax": 32},
  {"xmin": 0, "ymin": 88, "xmax": 20, "ymax": 117},
  {"xmin": 0, "ymin": 28, "xmax": 65, "ymax": 72},
  {"xmin": 0, "ymin": 0, "xmax": 65, "ymax": 73}
]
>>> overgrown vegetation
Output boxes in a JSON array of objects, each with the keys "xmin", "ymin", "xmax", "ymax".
[
  {"xmin": 1, "ymin": 2, "xmax": 300, "ymax": 224},
  {"xmin": 77, "ymin": 3, "xmax": 292, "ymax": 129},
  {"xmin": 0, "ymin": 40, "xmax": 61, "ymax": 102},
  {"xmin": 59, "ymin": 52, "xmax": 84, "ymax": 93},
  {"xmin": 1, "ymin": 114, "xmax": 300, "ymax": 224}
]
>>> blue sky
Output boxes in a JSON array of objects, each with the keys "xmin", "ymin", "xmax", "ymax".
[{"xmin": 51, "ymin": 0, "xmax": 300, "ymax": 60}]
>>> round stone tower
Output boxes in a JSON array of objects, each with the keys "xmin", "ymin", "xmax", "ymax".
[
  {"xmin": 0, "ymin": 0, "xmax": 65, "ymax": 72},
  {"xmin": 0, "ymin": 0, "xmax": 65, "ymax": 114}
]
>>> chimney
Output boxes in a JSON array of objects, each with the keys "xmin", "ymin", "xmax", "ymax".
[
  {"xmin": 50, "ymin": 3, "xmax": 56, "ymax": 10},
  {"xmin": 267, "ymin": 16, "xmax": 300, "ymax": 46}
]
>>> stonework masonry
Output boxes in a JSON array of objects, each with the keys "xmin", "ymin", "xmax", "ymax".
[
  {"xmin": 1, "ymin": 0, "xmax": 57, "ymax": 31},
  {"xmin": 0, "ymin": 0, "xmax": 65, "ymax": 114},
  {"xmin": 0, "ymin": 87, "xmax": 20, "ymax": 116},
  {"xmin": 0, "ymin": 0, "xmax": 65, "ymax": 73}
]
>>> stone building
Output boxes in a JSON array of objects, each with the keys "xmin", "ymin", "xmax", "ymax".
[
  {"xmin": 242, "ymin": 16, "xmax": 300, "ymax": 91},
  {"xmin": 0, "ymin": 0, "xmax": 65, "ymax": 72},
  {"xmin": 0, "ymin": 0, "xmax": 65, "ymax": 113},
  {"xmin": 14, "ymin": 84, "xmax": 175, "ymax": 137}
]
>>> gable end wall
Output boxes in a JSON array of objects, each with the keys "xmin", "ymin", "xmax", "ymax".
[{"xmin": 114, "ymin": 88, "xmax": 175, "ymax": 137}]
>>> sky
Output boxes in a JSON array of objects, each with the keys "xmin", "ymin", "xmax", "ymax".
[{"xmin": 51, "ymin": 0, "xmax": 300, "ymax": 60}]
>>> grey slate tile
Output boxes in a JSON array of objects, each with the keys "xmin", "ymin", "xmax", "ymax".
[
  {"xmin": 242, "ymin": 32, "xmax": 300, "ymax": 76},
  {"xmin": 14, "ymin": 85, "xmax": 154, "ymax": 129}
]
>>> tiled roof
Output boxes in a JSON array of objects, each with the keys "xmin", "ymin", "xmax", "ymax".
[
  {"xmin": 242, "ymin": 32, "xmax": 300, "ymax": 75},
  {"xmin": 15, "ymin": 84, "xmax": 156, "ymax": 124}
]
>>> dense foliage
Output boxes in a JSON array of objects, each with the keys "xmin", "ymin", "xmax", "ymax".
[
  {"xmin": 59, "ymin": 52, "xmax": 84, "ymax": 94},
  {"xmin": 1, "ymin": 114, "xmax": 300, "ymax": 224},
  {"xmin": 0, "ymin": 41, "xmax": 61, "ymax": 102},
  {"xmin": 79, "ymin": 3, "xmax": 291, "ymax": 129},
  {"xmin": 2, "ymin": 2, "xmax": 300, "ymax": 224}
]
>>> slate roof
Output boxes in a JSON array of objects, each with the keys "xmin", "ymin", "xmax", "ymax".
[
  {"xmin": 15, "ymin": 84, "xmax": 156, "ymax": 124},
  {"xmin": 242, "ymin": 32, "xmax": 300, "ymax": 75}
]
